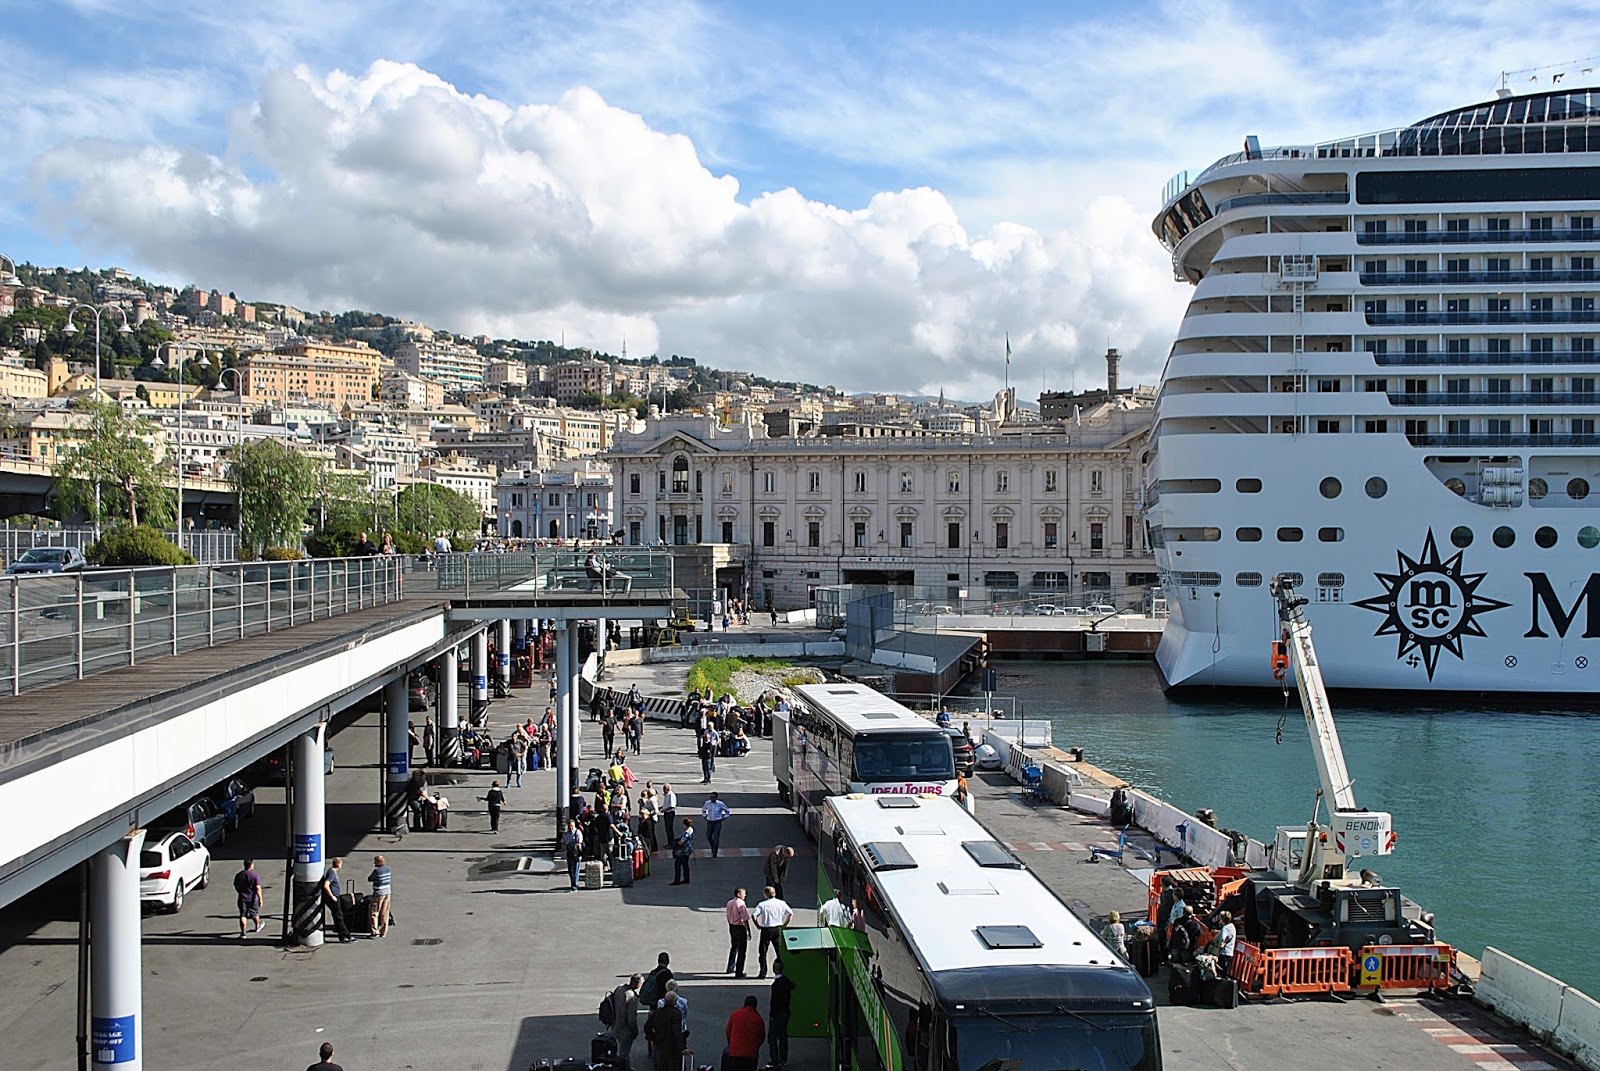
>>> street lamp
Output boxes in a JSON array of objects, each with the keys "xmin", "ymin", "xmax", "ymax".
[
  {"xmin": 64, "ymin": 303, "xmax": 134, "ymax": 536},
  {"xmin": 151, "ymin": 343, "xmax": 221, "ymax": 555},
  {"xmin": 217, "ymin": 368, "xmax": 245, "ymax": 534}
]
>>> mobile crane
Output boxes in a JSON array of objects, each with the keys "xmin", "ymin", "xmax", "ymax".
[{"xmin": 1244, "ymin": 576, "xmax": 1434, "ymax": 950}]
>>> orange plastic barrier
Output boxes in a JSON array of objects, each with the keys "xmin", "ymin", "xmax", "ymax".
[
  {"xmin": 1230, "ymin": 940, "xmax": 1264, "ymax": 989},
  {"xmin": 1256, "ymin": 946, "xmax": 1354, "ymax": 997},
  {"xmin": 1353, "ymin": 944, "xmax": 1456, "ymax": 993}
]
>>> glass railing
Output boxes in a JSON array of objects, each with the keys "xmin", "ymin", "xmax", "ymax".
[
  {"xmin": 1367, "ymin": 310, "xmax": 1600, "ymax": 326},
  {"xmin": 0, "ymin": 556, "xmax": 404, "ymax": 698},
  {"xmin": 1357, "ymin": 228, "xmax": 1600, "ymax": 245},
  {"xmin": 1406, "ymin": 432, "xmax": 1600, "ymax": 448},
  {"xmin": 1213, "ymin": 191, "xmax": 1348, "ymax": 214},
  {"xmin": 1360, "ymin": 269, "xmax": 1600, "ymax": 286},
  {"xmin": 1372, "ymin": 349, "xmax": 1600, "ymax": 367},
  {"xmin": 1388, "ymin": 391, "xmax": 1598, "ymax": 406},
  {"xmin": 422, "ymin": 547, "xmax": 675, "ymax": 601}
]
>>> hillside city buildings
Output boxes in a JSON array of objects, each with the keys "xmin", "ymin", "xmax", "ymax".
[{"xmin": 0, "ymin": 266, "xmax": 1154, "ymax": 609}]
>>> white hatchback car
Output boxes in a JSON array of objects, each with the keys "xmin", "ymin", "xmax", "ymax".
[
  {"xmin": 139, "ymin": 832, "xmax": 211, "ymax": 913},
  {"xmin": 1087, "ymin": 604, "xmax": 1119, "ymax": 616}
]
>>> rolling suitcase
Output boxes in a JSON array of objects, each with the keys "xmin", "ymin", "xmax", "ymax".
[
  {"xmin": 582, "ymin": 860, "xmax": 605, "ymax": 890},
  {"xmin": 633, "ymin": 847, "xmax": 649, "ymax": 879},
  {"xmin": 612, "ymin": 854, "xmax": 635, "ymax": 888},
  {"xmin": 1167, "ymin": 963, "xmax": 1199, "ymax": 1006},
  {"xmin": 591, "ymin": 1034, "xmax": 619, "ymax": 1064},
  {"xmin": 421, "ymin": 800, "xmax": 442, "ymax": 832}
]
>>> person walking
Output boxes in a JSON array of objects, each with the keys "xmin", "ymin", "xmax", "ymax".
[
  {"xmin": 234, "ymin": 858, "xmax": 264, "ymax": 938},
  {"xmin": 510, "ymin": 731, "xmax": 527, "ymax": 788},
  {"xmin": 422, "ymin": 716, "xmax": 436, "ymax": 767},
  {"xmin": 1104, "ymin": 910, "xmax": 1129, "ymax": 961},
  {"xmin": 670, "ymin": 818, "xmax": 695, "ymax": 885},
  {"xmin": 611, "ymin": 973, "xmax": 642, "ymax": 1071},
  {"xmin": 306, "ymin": 1041, "xmax": 344, "ymax": 1070},
  {"xmin": 724, "ymin": 995, "xmax": 766, "ymax": 1071},
  {"xmin": 483, "ymin": 780, "xmax": 506, "ymax": 834},
  {"xmin": 367, "ymin": 854, "xmax": 392, "ymax": 938},
  {"xmin": 725, "ymin": 886, "xmax": 752, "ymax": 977},
  {"xmin": 660, "ymin": 783, "xmax": 677, "ymax": 839},
  {"xmin": 762, "ymin": 845, "xmax": 795, "ymax": 901},
  {"xmin": 752, "ymin": 885, "xmax": 794, "ymax": 979},
  {"xmin": 700, "ymin": 792, "xmax": 731, "ymax": 859},
  {"xmin": 698, "ymin": 729, "xmax": 716, "ymax": 784},
  {"xmin": 319, "ymin": 858, "xmax": 354, "ymax": 943},
  {"xmin": 769, "ymin": 962, "xmax": 796, "ymax": 1071},
  {"xmin": 628, "ymin": 710, "xmax": 644, "ymax": 755},
  {"xmin": 562, "ymin": 818, "xmax": 583, "ymax": 891},
  {"xmin": 601, "ymin": 712, "xmax": 617, "ymax": 757}
]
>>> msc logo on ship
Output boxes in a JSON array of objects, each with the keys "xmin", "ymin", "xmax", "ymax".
[{"xmin": 1355, "ymin": 530, "xmax": 1509, "ymax": 680}]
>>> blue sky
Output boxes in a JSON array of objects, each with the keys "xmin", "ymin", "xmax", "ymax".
[{"xmin": 4, "ymin": 0, "xmax": 1593, "ymax": 394}]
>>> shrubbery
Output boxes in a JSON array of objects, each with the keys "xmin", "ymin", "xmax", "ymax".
[
  {"xmin": 88, "ymin": 525, "xmax": 195, "ymax": 567},
  {"xmin": 259, "ymin": 547, "xmax": 303, "ymax": 561}
]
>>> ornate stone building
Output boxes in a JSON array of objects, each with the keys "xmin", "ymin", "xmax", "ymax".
[{"xmin": 605, "ymin": 398, "xmax": 1156, "ymax": 610}]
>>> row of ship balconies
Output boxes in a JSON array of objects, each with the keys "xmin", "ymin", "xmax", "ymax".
[{"xmin": 1154, "ymin": 390, "xmax": 1599, "ymax": 419}]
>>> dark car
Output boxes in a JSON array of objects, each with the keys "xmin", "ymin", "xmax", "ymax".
[
  {"xmin": 944, "ymin": 727, "xmax": 976, "ymax": 776},
  {"xmin": 252, "ymin": 744, "xmax": 335, "ymax": 783},
  {"xmin": 206, "ymin": 777, "xmax": 256, "ymax": 830},
  {"xmin": 149, "ymin": 797, "xmax": 227, "ymax": 851},
  {"xmin": 6, "ymin": 546, "xmax": 87, "ymax": 575},
  {"xmin": 408, "ymin": 669, "xmax": 436, "ymax": 712}
]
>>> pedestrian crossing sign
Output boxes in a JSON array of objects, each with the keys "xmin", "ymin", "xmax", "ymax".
[{"xmin": 1359, "ymin": 952, "xmax": 1383, "ymax": 987}]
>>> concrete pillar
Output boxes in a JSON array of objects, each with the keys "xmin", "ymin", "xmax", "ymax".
[
  {"xmin": 565, "ymin": 623, "xmax": 582, "ymax": 786},
  {"xmin": 384, "ymin": 676, "xmax": 410, "ymax": 834},
  {"xmin": 554, "ymin": 621, "xmax": 572, "ymax": 833},
  {"xmin": 90, "ymin": 831, "xmax": 145, "ymax": 1071},
  {"xmin": 292, "ymin": 726, "xmax": 327, "ymax": 947},
  {"xmin": 497, "ymin": 618, "xmax": 511, "ymax": 687},
  {"xmin": 438, "ymin": 647, "xmax": 461, "ymax": 765},
  {"xmin": 511, "ymin": 618, "xmax": 525, "ymax": 648},
  {"xmin": 471, "ymin": 629, "xmax": 488, "ymax": 721}
]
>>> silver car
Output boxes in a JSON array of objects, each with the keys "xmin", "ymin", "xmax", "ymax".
[{"xmin": 6, "ymin": 546, "xmax": 87, "ymax": 574}]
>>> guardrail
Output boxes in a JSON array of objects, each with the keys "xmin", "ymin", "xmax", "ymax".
[
  {"xmin": 0, "ymin": 525, "xmax": 238, "ymax": 566},
  {"xmin": 421, "ymin": 548, "xmax": 675, "ymax": 601},
  {"xmin": 1, "ymin": 556, "xmax": 404, "ymax": 697}
]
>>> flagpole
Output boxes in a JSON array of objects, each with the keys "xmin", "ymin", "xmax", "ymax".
[{"xmin": 1004, "ymin": 333, "xmax": 1011, "ymax": 396}]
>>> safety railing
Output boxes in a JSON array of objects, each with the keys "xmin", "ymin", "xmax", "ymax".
[
  {"xmin": 1252, "ymin": 946, "xmax": 1354, "ymax": 997},
  {"xmin": 420, "ymin": 548, "xmax": 675, "ymax": 601},
  {"xmin": 1, "ymin": 556, "xmax": 405, "ymax": 698}
]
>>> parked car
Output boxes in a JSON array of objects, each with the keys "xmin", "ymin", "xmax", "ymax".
[
  {"xmin": 206, "ymin": 777, "xmax": 256, "ymax": 830},
  {"xmin": 1087, "ymin": 604, "xmax": 1119, "ymax": 616},
  {"xmin": 408, "ymin": 669, "xmax": 436, "ymax": 712},
  {"xmin": 1032, "ymin": 604, "xmax": 1067, "ymax": 616},
  {"xmin": 944, "ymin": 727, "xmax": 976, "ymax": 775},
  {"xmin": 6, "ymin": 547, "xmax": 87, "ymax": 575},
  {"xmin": 253, "ymin": 744, "xmax": 335, "ymax": 784},
  {"xmin": 149, "ymin": 797, "xmax": 227, "ymax": 851},
  {"xmin": 1060, "ymin": 606, "xmax": 1090, "ymax": 616},
  {"xmin": 139, "ymin": 832, "xmax": 210, "ymax": 913}
]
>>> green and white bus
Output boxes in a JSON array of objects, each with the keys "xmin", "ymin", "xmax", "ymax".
[{"xmin": 819, "ymin": 793, "xmax": 1161, "ymax": 1071}]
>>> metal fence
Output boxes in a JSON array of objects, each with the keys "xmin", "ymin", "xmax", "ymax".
[
  {"xmin": 0, "ymin": 525, "xmax": 238, "ymax": 566},
  {"xmin": 1, "ymin": 556, "xmax": 405, "ymax": 697},
  {"xmin": 420, "ymin": 547, "xmax": 675, "ymax": 601}
]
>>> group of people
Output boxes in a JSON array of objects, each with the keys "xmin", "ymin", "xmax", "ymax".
[
  {"xmin": 607, "ymin": 950, "xmax": 798, "ymax": 1071},
  {"xmin": 313, "ymin": 855, "xmax": 395, "ymax": 944},
  {"xmin": 562, "ymin": 771, "xmax": 694, "ymax": 886},
  {"xmin": 1162, "ymin": 890, "xmax": 1238, "ymax": 978}
]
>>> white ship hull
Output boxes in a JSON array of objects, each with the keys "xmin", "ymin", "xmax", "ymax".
[{"xmin": 1147, "ymin": 90, "xmax": 1600, "ymax": 695}]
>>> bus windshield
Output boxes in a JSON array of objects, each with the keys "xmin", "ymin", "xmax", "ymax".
[
  {"xmin": 955, "ymin": 1015, "xmax": 1159, "ymax": 1071},
  {"xmin": 851, "ymin": 732, "xmax": 955, "ymax": 783}
]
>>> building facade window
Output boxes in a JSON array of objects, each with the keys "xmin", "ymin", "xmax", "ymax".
[
  {"xmin": 808, "ymin": 521, "xmax": 821, "ymax": 547},
  {"xmin": 1091, "ymin": 469, "xmax": 1105, "ymax": 493},
  {"xmin": 1044, "ymin": 521, "xmax": 1058, "ymax": 549},
  {"xmin": 900, "ymin": 470, "xmax": 914, "ymax": 492},
  {"xmin": 808, "ymin": 470, "xmax": 821, "ymax": 493},
  {"xmin": 1091, "ymin": 521, "xmax": 1104, "ymax": 551},
  {"xmin": 900, "ymin": 522, "xmax": 914, "ymax": 548},
  {"xmin": 1044, "ymin": 469, "xmax": 1058, "ymax": 493},
  {"xmin": 995, "ymin": 521, "xmax": 1010, "ymax": 549},
  {"xmin": 995, "ymin": 470, "xmax": 1009, "ymax": 492},
  {"xmin": 671, "ymin": 455, "xmax": 690, "ymax": 493},
  {"xmin": 628, "ymin": 473, "xmax": 640, "ymax": 495},
  {"xmin": 762, "ymin": 521, "xmax": 775, "ymax": 547},
  {"xmin": 947, "ymin": 522, "xmax": 960, "ymax": 549},
  {"xmin": 948, "ymin": 471, "xmax": 961, "ymax": 494},
  {"xmin": 762, "ymin": 471, "xmax": 775, "ymax": 494},
  {"xmin": 853, "ymin": 521, "xmax": 867, "ymax": 548},
  {"xmin": 721, "ymin": 520, "xmax": 734, "ymax": 543},
  {"xmin": 853, "ymin": 471, "xmax": 866, "ymax": 493}
]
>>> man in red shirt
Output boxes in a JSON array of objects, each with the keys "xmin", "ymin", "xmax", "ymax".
[{"xmin": 723, "ymin": 995, "xmax": 766, "ymax": 1071}]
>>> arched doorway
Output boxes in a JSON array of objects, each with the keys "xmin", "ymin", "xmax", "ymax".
[
  {"xmin": 549, "ymin": 518, "xmax": 561, "ymax": 539},
  {"xmin": 511, "ymin": 519, "xmax": 523, "ymax": 538}
]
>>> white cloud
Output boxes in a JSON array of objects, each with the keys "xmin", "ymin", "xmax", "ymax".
[{"xmin": 32, "ymin": 60, "xmax": 1185, "ymax": 393}]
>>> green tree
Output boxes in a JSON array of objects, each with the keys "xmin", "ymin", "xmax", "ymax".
[
  {"xmin": 229, "ymin": 438, "xmax": 319, "ymax": 555},
  {"xmin": 395, "ymin": 482, "xmax": 481, "ymax": 540},
  {"xmin": 52, "ymin": 400, "xmax": 175, "ymax": 528}
]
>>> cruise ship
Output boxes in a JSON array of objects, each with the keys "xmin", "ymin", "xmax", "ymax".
[{"xmin": 1146, "ymin": 88, "xmax": 1600, "ymax": 696}]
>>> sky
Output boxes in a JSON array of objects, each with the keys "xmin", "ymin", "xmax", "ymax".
[{"xmin": 5, "ymin": 0, "xmax": 1596, "ymax": 398}]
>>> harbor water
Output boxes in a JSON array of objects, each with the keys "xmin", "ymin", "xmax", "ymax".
[{"xmin": 995, "ymin": 660, "xmax": 1600, "ymax": 998}]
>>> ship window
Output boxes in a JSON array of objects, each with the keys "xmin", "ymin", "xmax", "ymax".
[
  {"xmin": 1365, "ymin": 477, "xmax": 1388, "ymax": 499},
  {"xmin": 1318, "ymin": 527, "xmax": 1345, "ymax": 542},
  {"xmin": 1451, "ymin": 526, "xmax": 1474, "ymax": 548},
  {"xmin": 1493, "ymin": 526, "xmax": 1516, "ymax": 548},
  {"xmin": 1277, "ymin": 527, "xmax": 1304, "ymax": 542},
  {"xmin": 1445, "ymin": 478, "xmax": 1467, "ymax": 496},
  {"xmin": 1278, "ymin": 571, "xmax": 1304, "ymax": 587},
  {"xmin": 1236, "ymin": 527, "xmax": 1262, "ymax": 542},
  {"xmin": 1535, "ymin": 526, "xmax": 1558, "ymax": 549},
  {"xmin": 1237, "ymin": 478, "xmax": 1263, "ymax": 493},
  {"xmin": 1235, "ymin": 572, "xmax": 1263, "ymax": 587},
  {"xmin": 1569, "ymin": 478, "xmax": 1591, "ymax": 501},
  {"xmin": 1317, "ymin": 572, "xmax": 1346, "ymax": 587},
  {"xmin": 1319, "ymin": 477, "xmax": 1342, "ymax": 499},
  {"xmin": 1529, "ymin": 478, "xmax": 1548, "ymax": 500},
  {"xmin": 1579, "ymin": 526, "xmax": 1600, "ymax": 549}
]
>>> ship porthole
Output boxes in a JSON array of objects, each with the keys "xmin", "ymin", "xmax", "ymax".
[
  {"xmin": 1535, "ymin": 527, "xmax": 1558, "ymax": 549},
  {"xmin": 1529, "ymin": 478, "xmax": 1548, "ymax": 500},
  {"xmin": 1365, "ymin": 477, "xmax": 1388, "ymax": 499},
  {"xmin": 1570, "ymin": 478, "xmax": 1592, "ymax": 501},
  {"xmin": 1450, "ymin": 526, "xmax": 1474, "ymax": 548},
  {"xmin": 1445, "ymin": 478, "xmax": 1467, "ymax": 496},
  {"xmin": 1493, "ymin": 526, "xmax": 1516, "ymax": 548},
  {"xmin": 1579, "ymin": 526, "xmax": 1600, "ymax": 549},
  {"xmin": 1319, "ymin": 476, "xmax": 1342, "ymax": 499}
]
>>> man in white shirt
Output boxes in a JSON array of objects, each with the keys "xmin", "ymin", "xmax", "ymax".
[
  {"xmin": 817, "ymin": 893, "xmax": 851, "ymax": 929},
  {"xmin": 433, "ymin": 533, "xmax": 452, "ymax": 554},
  {"xmin": 751, "ymin": 885, "xmax": 794, "ymax": 979},
  {"xmin": 701, "ymin": 792, "xmax": 732, "ymax": 858},
  {"xmin": 1214, "ymin": 910, "xmax": 1237, "ymax": 978}
]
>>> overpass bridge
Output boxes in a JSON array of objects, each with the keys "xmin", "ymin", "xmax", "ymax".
[{"xmin": 0, "ymin": 548, "xmax": 674, "ymax": 1070}]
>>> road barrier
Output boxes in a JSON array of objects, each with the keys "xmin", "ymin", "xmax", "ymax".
[
  {"xmin": 1255, "ymin": 946, "xmax": 1353, "ymax": 997},
  {"xmin": 1354, "ymin": 943, "xmax": 1456, "ymax": 994}
]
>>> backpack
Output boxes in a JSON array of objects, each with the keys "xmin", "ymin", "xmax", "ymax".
[
  {"xmin": 638, "ymin": 967, "xmax": 667, "ymax": 1007},
  {"xmin": 598, "ymin": 991, "xmax": 616, "ymax": 1027}
]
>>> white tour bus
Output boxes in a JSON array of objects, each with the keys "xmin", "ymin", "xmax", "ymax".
[
  {"xmin": 820, "ymin": 793, "xmax": 1161, "ymax": 1071},
  {"xmin": 787, "ymin": 683, "xmax": 957, "ymax": 840}
]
